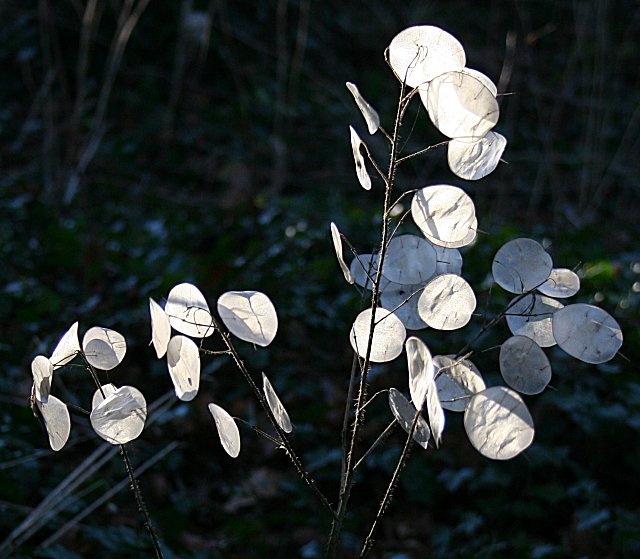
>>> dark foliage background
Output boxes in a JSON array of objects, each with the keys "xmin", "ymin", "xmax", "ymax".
[{"xmin": 1, "ymin": 1, "xmax": 638, "ymax": 557}]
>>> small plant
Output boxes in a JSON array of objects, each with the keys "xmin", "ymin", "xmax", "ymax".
[{"xmin": 23, "ymin": 24, "xmax": 623, "ymax": 559}]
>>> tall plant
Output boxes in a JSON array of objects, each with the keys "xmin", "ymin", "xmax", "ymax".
[{"xmin": 21, "ymin": 24, "xmax": 623, "ymax": 559}]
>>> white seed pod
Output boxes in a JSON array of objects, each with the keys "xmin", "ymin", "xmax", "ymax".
[
  {"xmin": 447, "ymin": 131, "xmax": 507, "ymax": 181},
  {"xmin": 350, "ymin": 253, "xmax": 380, "ymax": 290},
  {"xmin": 166, "ymin": 335, "xmax": 201, "ymax": 401},
  {"xmin": 381, "ymin": 234, "xmax": 437, "ymax": 284},
  {"xmin": 411, "ymin": 185, "xmax": 476, "ymax": 246},
  {"xmin": 426, "ymin": 380, "xmax": 445, "ymax": 446},
  {"xmin": 552, "ymin": 303, "xmax": 623, "ymax": 364},
  {"xmin": 31, "ymin": 355, "xmax": 53, "ymax": 403},
  {"xmin": 346, "ymin": 82, "xmax": 380, "ymax": 134},
  {"xmin": 208, "ymin": 403, "xmax": 241, "ymax": 458},
  {"xmin": 165, "ymin": 283, "xmax": 214, "ymax": 338},
  {"xmin": 405, "ymin": 337, "xmax": 434, "ymax": 409},
  {"xmin": 492, "ymin": 238, "xmax": 553, "ymax": 294},
  {"xmin": 37, "ymin": 395, "xmax": 71, "ymax": 451},
  {"xmin": 91, "ymin": 383, "xmax": 118, "ymax": 410},
  {"xmin": 434, "ymin": 354, "xmax": 486, "ymax": 412},
  {"xmin": 90, "ymin": 385, "xmax": 147, "ymax": 445},
  {"xmin": 388, "ymin": 388, "xmax": 431, "ymax": 449},
  {"xmin": 461, "ymin": 67, "xmax": 498, "ymax": 97},
  {"xmin": 434, "ymin": 245, "xmax": 463, "ymax": 276},
  {"xmin": 349, "ymin": 307, "xmax": 406, "ymax": 363},
  {"xmin": 262, "ymin": 373, "xmax": 292, "ymax": 433},
  {"xmin": 464, "ymin": 386, "xmax": 534, "ymax": 460},
  {"xmin": 499, "ymin": 335, "xmax": 552, "ymax": 395},
  {"xmin": 331, "ymin": 222, "xmax": 354, "ymax": 284},
  {"xmin": 422, "ymin": 71, "xmax": 499, "ymax": 142},
  {"xmin": 433, "ymin": 217, "xmax": 478, "ymax": 249},
  {"xmin": 387, "ymin": 25, "xmax": 465, "ymax": 88},
  {"xmin": 50, "ymin": 322, "xmax": 80, "ymax": 369},
  {"xmin": 82, "ymin": 327, "xmax": 127, "ymax": 371},
  {"xmin": 538, "ymin": 268, "xmax": 580, "ymax": 298},
  {"xmin": 417, "ymin": 273, "xmax": 476, "ymax": 331},
  {"xmin": 349, "ymin": 126, "xmax": 371, "ymax": 190},
  {"xmin": 149, "ymin": 298, "xmax": 171, "ymax": 358},
  {"xmin": 380, "ymin": 281, "xmax": 429, "ymax": 330},
  {"xmin": 506, "ymin": 293, "xmax": 564, "ymax": 348},
  {"xmin": 217, "ymin": 291, "xmax": 278, "ymax": 347}
]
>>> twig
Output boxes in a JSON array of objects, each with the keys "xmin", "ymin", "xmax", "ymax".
[
  {"xmin": 119, "ymin": 444, "xmax": 164, "ymax": 558},
  {"xmin": 213, "ymin": 318, "xmax": 336, "ymax": 517},
  {"xmin": 354, "ymin": 419, "xmax": 395, "ymax": 471},
  {"xmin": 359, "ymin": 409, "xmax": 421, "ymax": 558},
  {"xmin": 326, "ymin": 70, "xmax": 407, "ymax": 558},
  {"xmin": 396, "ymin": 139, "xmax": 450, "ymax": 165}
]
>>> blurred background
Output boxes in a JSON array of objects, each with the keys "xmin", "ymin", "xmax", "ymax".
[{"xmin": 1, "ymin": 1, "xmax": 638, "ymax": 557}]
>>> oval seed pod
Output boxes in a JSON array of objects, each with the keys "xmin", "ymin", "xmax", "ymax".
[
  {"xmin": 499, "ymin": 336, "xmax": 552, "ymax": 395},
  {"xmin": 349, "ymin": 307, "xmax": 406, "ymax": 363},
  {"xmin": 208, "ymin": 403, "xmax": 241, "ymax": 458},
  {"xmin": 464, "ymin": 386, "xmax": 534, "ymax": 460},
  {"xmin": 217, "ymin": 290, "xmax": 278, "ymax": 347},
  {"xmin": 387, "ymin": 25, "xmax": 465, "ymax": 88},
  {"xmin": 552, "ymin": 303, "xmax": 623, "ymax": 364},
  {"xmin": 165, "ymin": 283, "xmax": 214, "ymax": 338},
  {"xmin": 82, "ymin": 327, "xmax": 127, "ymax": 371}
]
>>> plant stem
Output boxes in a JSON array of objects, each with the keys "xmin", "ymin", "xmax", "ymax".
[
  {"xmin": 119, "ymin": 444, "xmax": 164, "ymax": 559},
  {"xmin": 359, "ymin": 409, "xmax": 421, "ymax": 558},
  {"xmin": 354, "ymin": 419, "xmax": 395, "ymax": 471},
  {"xmin": 455, "ymin": 289, "xmax": 536, "ymax": 358},
  {"xmin": 81, "ymin": 353, "xmax": 165, "ymax": 557},
  {"xmin": 214, "ymin": 318, "xmax": 336, "ymax": 517},
  {"xmin": 339, "ymin": 354, "xmax": 360, "ymax": 492},
  {"xmin": 326, "ymin": 80, "xmax": 406, "ymax": 558}
]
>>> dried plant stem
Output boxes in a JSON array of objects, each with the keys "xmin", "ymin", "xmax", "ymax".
[
  {"xmin": 354, "ymin": 419, "xmax": 395, "ymax": 471},
  {"xmin": 339, "ymin": 354, "xmax": 360, "ymax": 490},
  {"xmin": 65, "ymin": 0, "xmax": 151, "ymax": 203},
  {"xmin": 395, "ymin": 139, "xmax": 450, "ymax": 165},
  {"xmin": 455, "ymin": 288, "xmax": 540, "ymax": 359},
  {"xmin": 359, "ymin": 409, "xmax": 421, "ymax": 558},
  {"xmin": 81, "ymin": 354, "xmax": 165, "ymax": 558},
  {"xmin": 214, "ymin": 318, "xmax": 336, "ymax": 517},
  {"xmin": 326, "ymin": 79, "xmax": 407, "ymax": 558},
  {"xmin": 119, "ymin": 444, "xmax": 164, "ymax": 558}
]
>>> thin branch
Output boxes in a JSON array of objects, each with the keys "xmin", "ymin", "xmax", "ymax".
[
  {"xmin": 339, "ymin": 353, "xmax": 360, "ymax": 494},
  {"xmin": 361, "ymin": 142, "xmax": 388, "ymax": 185},
  {"xmin": 326, "ymin": 75, "xmax": 407, "ymax": 558},
  {"xmin": 65, "ymin": 0, "xmax": 152, "ymax": 203},
  {"xmin": 385, "ymin": 188, "xmax": 418, "ymax": 218},
  {"xmin": 235, "ymin": 418, "xmax": 283, "ymax": 447},
  {"xmin": 213, "ymin": 318, "xmax": 336, "ymax": 517},
  {"xmin": 120, "ymin": 445, "xmax": 165, "ymax": 558},
  {"xmin": 396, "ymin": 139, "xmax": 450, "ymax": 165},
  {"xmin": 361, "ymin": 389, "xmax": 390, "ymax": 411},
  {"xmin": 455, "ymin": 288, "xmax": 543, "ymax": 359},
  {"xmin": 354, "ymin": 420, "xmax": 395, "ymax": 471},
  {"xmin": 359, "ymin": 409, "xmax": 422, "ymax": 558}
]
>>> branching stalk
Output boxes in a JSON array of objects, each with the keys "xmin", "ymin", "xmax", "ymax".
[
  {"xmin": 80, "ymin": 352, "xmax": 164, "ymax": 557},
  {"xmin": 326, "ymin": 76, "xmax": 408, "ymax": 558},
  {"xmin": 213, "ymin": 318, "xmax": 336, "ymax": 517},
  {"xmin": 359, "ymin": 409, "xmax": 422, "ymax": 558}
]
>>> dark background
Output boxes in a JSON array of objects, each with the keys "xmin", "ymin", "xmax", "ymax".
[{"xmin": 1, "ymin": 1, "xmax": 639, "ymax": 557}]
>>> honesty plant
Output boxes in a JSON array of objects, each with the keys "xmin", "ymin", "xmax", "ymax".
[
  {"xmin": 331, "ymin": 23, "xmax": 623, "ymax": 467},
  {"xmin": 26, "ymin": 23, "xmax": 624, "ymax": 559}
]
